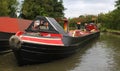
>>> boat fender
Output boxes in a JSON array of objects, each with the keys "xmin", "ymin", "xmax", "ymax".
[{"xmin": 9, "ymin": 35, "xmax": 22, "ymax": 49}]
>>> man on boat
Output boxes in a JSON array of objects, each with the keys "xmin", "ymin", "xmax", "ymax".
[
  {"xmin": 85, "ymin": 23, "xmax": 98, "ymax": 32},
  {"xmin": 32, "ymin": 20, "xmax": 40, "ymax": 30},
  {"xmin": 76, "ymin": 22, "xmax": 81, "ymax": 29},
  {"xmin": 84, "ymin": 23, "xmax": 89, "ymax": 31}
]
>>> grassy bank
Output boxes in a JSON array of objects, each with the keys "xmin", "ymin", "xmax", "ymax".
[
  {"xmin": 100, "ymin": 27, "xmax": 120, "ymax": 35},
  {"xmin": 107, "ymin": 29, "xmax": 120, "ymax": 35}
]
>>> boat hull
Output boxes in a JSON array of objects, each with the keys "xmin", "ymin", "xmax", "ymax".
[
  {"xmin": 12, "ymin": 32, "xmax": 100, "ymax": 65},
  {"xmin": 13, "ymin": 44, "xmax": 77, "ymax": 65},
  {"xmin": 0, "ymin": 32, "xmax": 14, "ymax": 53}
]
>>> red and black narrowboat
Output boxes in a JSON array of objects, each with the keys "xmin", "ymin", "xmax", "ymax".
[
  {"xmin": 0, "ymin": 17, "xmax": 31, "ymax": 53},
  {"xmin": 9, "ymin": 16, "xmax": 100, "ymax": 65}
]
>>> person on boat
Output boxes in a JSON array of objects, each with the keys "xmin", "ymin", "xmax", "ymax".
[
  {"xmin": 84, "ymin": 23, "xmax": 90, "ymax": 31},
  {"xmin": 32, "ymin": 20, "xmax": 40, "ymax": 30},
  {"xmin": 85, "ymin": 23, "xmax": 98, "ymax": 32},
  {"xmin": 40, "ymin": 20, "xmax": 44, "ymax": 26},
  {"xmin": 76, "ymin": 22, "xmax": 81, "ymax": 29},
  {"xmin": 45, "ymin": 22, "xmax": 49, "ymax": 29},
  {"xmin": 39, "ymin": 20, "xmax": 49, "ymax": 30}
]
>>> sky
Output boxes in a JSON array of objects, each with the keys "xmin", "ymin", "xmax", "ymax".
[
  {"xmin": 18, "ymin": 0, "xmax": 116, "ymax": 18},
  {"xmin": 63, "ymin": 0, "xmax": 116, "ymax": 18}
]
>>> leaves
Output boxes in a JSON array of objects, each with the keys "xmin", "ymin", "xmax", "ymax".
[
  {"xmin": 98, "ymin": 9, "xmax": 120, "ymax": 30},
  {"xmin": 115, "ymin": 0, "xmax": 120, "ymax": 9},
  {"xmin": 0, "ymin": 0, "xmax": 18, "ymax": 17},
  {"xmin": 21, "ymin": 0, "xmax": 65, "ymax": 19}
]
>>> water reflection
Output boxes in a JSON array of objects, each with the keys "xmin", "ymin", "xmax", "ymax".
[
  {"xmin": 101, "ymin": 33, "xmax": 120, "ymax": 71},
  {"xmin": 72, "ymin": 33, "xmax": 120, "ymax": 71},
  {"xmin": 0, "ymin": 49, "xmax": 87, "ymax": 71},
  {"xmin": 0, "ymin": 33, "xmax": 120, "ymax": 71}
]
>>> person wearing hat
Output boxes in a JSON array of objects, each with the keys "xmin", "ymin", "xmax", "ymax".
[{"xmin": 76, "ymin": 22, "xmax": 81, "ymax": 29}]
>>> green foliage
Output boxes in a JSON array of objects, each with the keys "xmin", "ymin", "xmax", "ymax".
[
  {"xmin": 97, "ymin": 0, "xmax": 120, "ymax": 31},
  {"xmin": 98, "ymin": 9, "xmax": 120, "ymax": 30},
  {"xmin": 22, "ymin": 0, "xmax": 65, "ymax": 19},
  {"xmin": 0, "ymin": 0, "xmax": 18, "ymax": 17},
  {"xmin": 115, "ymin": 0, "xmax": 120, "ymax": 9},
  {"xmin": 68, "ymin": 15, "xmax": 97, "ymax": 28}
]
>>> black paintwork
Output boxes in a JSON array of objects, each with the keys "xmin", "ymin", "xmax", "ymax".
[{"xmin": 0, "ymin": 32, "xmax": 14, "ymax": 52}]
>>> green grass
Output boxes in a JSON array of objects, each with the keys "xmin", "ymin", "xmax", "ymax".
[{"xmin": 107, "ymin": 29, "xmax": 120, "ymax": 33}]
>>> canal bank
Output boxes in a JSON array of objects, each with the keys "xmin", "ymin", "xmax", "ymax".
[
  {"xmin": 106, "ymin": 29, "xmax": 120, "ymax": 35},
  {"xmin": 0, "ymin": 33, "xmax": 120, "ymax": 71},
  {"xmin": 101, "ymin": 29, "xmax": 120, "ymax": 35}
]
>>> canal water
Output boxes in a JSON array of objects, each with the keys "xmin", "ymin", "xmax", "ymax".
[{"xmin": 0, "ymin": 33, "xmax": 120, "ymax": 71}]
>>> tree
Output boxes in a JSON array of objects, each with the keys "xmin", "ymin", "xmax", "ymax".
[
  {"xmin": 0, "ymin": 0, "xmax": 18, "ymax": 17},
  {"xmin": 111, "ymin": 9, "xmax": 120, "ymax": 30},
  {"xmin": 22, "ymin": 0, "xmax": 65, "ymax": 19},
  {"xmin": 97, "ymin": 0, "xmax": 120, "ymax": 31},
  {"xmin": 115, "ymin": 0, "xmax": 120, "ymax": 9}
]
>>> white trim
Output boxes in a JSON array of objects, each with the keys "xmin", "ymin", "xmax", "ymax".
[
  {"xmin": 22, "ymin": 40, "xmax": 64, "ymax": 46},
  {"xmin": 21, "ymin": 35, "xmax": 61, "ymax": 40}
]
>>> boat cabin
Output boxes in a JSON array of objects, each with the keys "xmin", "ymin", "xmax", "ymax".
[
  {"xmin": 26, "ymin": 16, "xmax": 67, "ymax": 35},
  {"xmin": 19, "ymin": 16, "xmax": 69, "ymax": 38}
]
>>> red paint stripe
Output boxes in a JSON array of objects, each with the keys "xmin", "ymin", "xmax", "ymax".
[{"xmin": 20, "ymin": 36, "xmax": 63, "ymax": 45}]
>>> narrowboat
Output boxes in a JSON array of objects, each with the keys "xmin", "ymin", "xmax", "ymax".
[
  {"xmin": 0, "ymin": 32, "xmax": 14, "ymax": 53},
  {"xmin": 0, "ymin": 17, "xmax": 31, "ymax": 53},
  {"xmin": 9, "ymin": 16, "xmax": 100, "ymax": 65}
]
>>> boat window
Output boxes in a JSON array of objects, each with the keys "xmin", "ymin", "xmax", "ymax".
[
  {"xmin": 31, "ymin": 19, "xmax": 49, "ymax": 31},
  {"xmin": 39, "ymin": 21, "xmax": 49, "ymax": 30},
  {"xmin": 26, "ymin": 16, "xmax": 59, "ymax": 33}
]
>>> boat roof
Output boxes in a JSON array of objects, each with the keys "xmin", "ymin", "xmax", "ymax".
[
  {"xmin": 0, "ymin": 17, "xmax": 32, "ymax": 33},
  {"xmin": 26, "ymin": 16, "xmax": 68, "ymax": 36}
]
